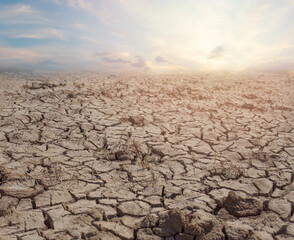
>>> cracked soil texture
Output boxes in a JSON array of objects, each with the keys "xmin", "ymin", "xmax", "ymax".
[{"xmin": 0, "ymin": 72, "xmax": 293, "ymax": 240}]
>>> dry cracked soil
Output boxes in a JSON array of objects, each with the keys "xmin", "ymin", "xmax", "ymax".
[{"xmin": 0, "ymin": 72, "xmax": 293, "ymax": 240}]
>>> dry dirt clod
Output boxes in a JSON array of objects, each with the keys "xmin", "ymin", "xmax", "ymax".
[{"xmin": 221, "ymin": 191, "xmax": 263, "ymax": 217}]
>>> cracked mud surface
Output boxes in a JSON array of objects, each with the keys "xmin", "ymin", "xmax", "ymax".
[{"xmin": 0, "ymin": 72, "xmax": 293, "ymax": 240}]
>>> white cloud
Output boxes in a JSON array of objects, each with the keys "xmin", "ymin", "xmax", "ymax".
[
  {"xmin": 77, "ymin": 0, "xmax": 93, "ymax": 10},
  {"xmin": 80, "ymin": 36, "xmax": 100, "ymax": 44},
  {"xmin": 1, "ymin": 28, "xmax": 65, "ymax": 40},
  {"xmin": 56, "ymin": 0, "xmax": 92, "ymax": 11},
  {"xmin": 0, "ymin": 4, "xmax": 49, "ymax": 24},
  {"xmin": 0, "ymin": 4, "xmax": 34, "ymax": 17},
  {"xmin": 95, "ymin": 51, "xmax": 148, "ymax": 70},
  {"xmin": 13, "ymin": 4, "xmax": 35, "ymax": 14},
  {"xmin": 0, "ymin": 47, "xmax": 46, "ymax": 60},
  {"xmin": 54, "ymin": 0, "xmax": 113, "ymax": 24},
  {"xmin": 47, "ymin": 28, "xmax": 64, "ymax": 39},
  {"xmin": 95, "ymin": 5, "xmax": 112, "ymax": 24}
]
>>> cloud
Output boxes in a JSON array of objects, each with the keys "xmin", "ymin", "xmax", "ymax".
[
  {"xmin": 68, "ymin": 0, "xmax": 93, "ymax": 10},
  {"xmin": 12, "ymin": 4, "xmax": 36, "ymax": 14},
  {"xmin": 250, "ymin": 58, "xmax": 294, "ymax": 73},
  {"xmin": 95, "ymin": 5, "xmax": 112, "ymax": 24},
  {"xmin": 0, "ymin": 4, "xmax": 49, "ymax": 24},
  {"xmin": 245, "ymin": 1, "xmax": 271, "ymax": 23},
  {"xmin": 52, "ymin": 0, "xmax": 93, "ymax": 11},
  {"xmin": 132, "ymin": 56, "xmax": 148, "ymax": 68},
  {"xmin": 155, "ymin": 56, "xmax": 167, "ymax": 63},
  {"xmin": 80, "ymin": 36, "xmax": 100, "ymax": 44},
  {"xmin": 95, "ymin": 51, "xmax": 148, "ymax": 69},
  {"xmin": 208, "ymin": 46, "xmax": 225, "ymax": 59},
  {"xmin": 0, "ymin": 63, "xmax": 35, "ymax": 73},
  {"xmin": 38, "ymin": 60, "xmax": 59, "ymax": 65},
  {"xmin": 0, "ymin": 47, "xmax": 45, "ymax": 60},
  {"xmin": 54, "ymin": 0, "xmax": 112, "ymax": 24},
  {"xmin": 0, "ymin": 46, "xmax": 79, "ymax": 72},
  {"xmin": 6, "ymin": 4, "xmax": 35, "ymax": 15},
  {"xmin": 0, "ymin": 59, "xmax": 61, "ymax": 73},
  {"xmin": 5, "ymin": 28, "xmax": 65, "ymax": 40},
  {"xmin": 0, "ymin": 46, "xmax": 57, "ymax": 72},
  {"xmin": 95, "ymin": 51, "xmax": 129, "ymax": 63}
]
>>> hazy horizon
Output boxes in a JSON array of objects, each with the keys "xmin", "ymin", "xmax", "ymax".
[{"xmin": 1, "ymin": 0, "xmax": 294, "ymax": 73}]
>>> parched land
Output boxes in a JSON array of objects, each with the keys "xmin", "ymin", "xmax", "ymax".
[{"xmin": 0, "ymin": 72, "xmax": 293, "ymax": 240}]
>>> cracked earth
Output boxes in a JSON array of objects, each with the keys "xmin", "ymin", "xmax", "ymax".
[{"xmin": 0, "ymin": 72, "xmax": 293, "ymax": 240}]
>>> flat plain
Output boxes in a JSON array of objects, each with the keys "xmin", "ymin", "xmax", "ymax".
[{"xmin": 0, "ymin": 72, "xmax": 293, "ymax": 240}]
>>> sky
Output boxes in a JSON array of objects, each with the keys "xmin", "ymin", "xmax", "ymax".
[{"xmin": 0, "ymin": 0, "xmax": 294, "ymax": 72}]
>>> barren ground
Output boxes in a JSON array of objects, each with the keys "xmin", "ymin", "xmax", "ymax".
[{"xmin": 0, "ymin": 72, "xmax": 293, "ymax": 240}]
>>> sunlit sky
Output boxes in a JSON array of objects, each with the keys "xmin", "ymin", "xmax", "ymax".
[{"xmin": 0, "ymin": 0, "xmax": 294, "ymax": 72}]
